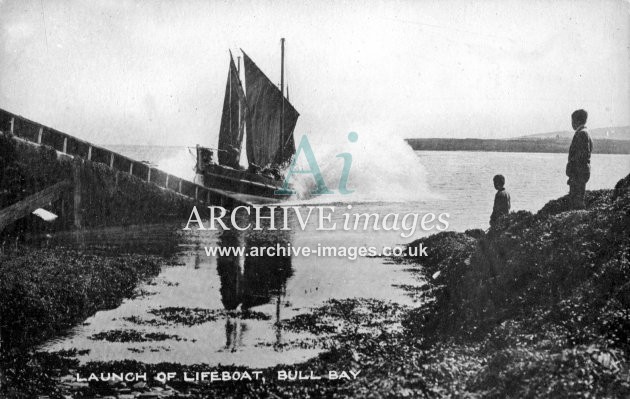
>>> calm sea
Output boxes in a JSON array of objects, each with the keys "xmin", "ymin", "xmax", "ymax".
[{"xmin": 43, "ymin": 147, "xmax": 630, "ymax": 366}]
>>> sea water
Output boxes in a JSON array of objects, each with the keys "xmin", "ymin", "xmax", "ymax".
[{"xmin": 42, "ymin": 143, "xmax": 629, "ymax": 367}]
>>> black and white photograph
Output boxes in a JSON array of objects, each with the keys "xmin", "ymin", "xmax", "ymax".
[{"xmin": 1, "ymin": 0, "xmax": 629, "ymax": 397}]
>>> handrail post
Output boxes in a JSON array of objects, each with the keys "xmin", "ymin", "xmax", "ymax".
[{"xmin": 73, "ymin": 159, "xmax": 83, "ymax": 229}]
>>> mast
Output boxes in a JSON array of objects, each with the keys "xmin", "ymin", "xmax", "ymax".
[
  {"xmin": 237, "ymin": 56, "xmax": 242, "ymax": 148},
  {"xmin": 280, "ymin": 38, "xmax": 285, "ymax": 162},
  {"xmin": 280, "ymin": 39, "xmax": 285, "ymax": 96}
]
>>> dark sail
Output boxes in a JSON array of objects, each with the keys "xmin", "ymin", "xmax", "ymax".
[
  {"xmin": 217, "ymin": 53, "xmax": 247, "ymax": 168},
  {"xmin": 242, "ymin": 51, "xmax": 299, "ymax": 168}
]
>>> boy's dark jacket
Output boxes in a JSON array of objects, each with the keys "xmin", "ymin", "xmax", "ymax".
[
  {"xmin": 566, "ymin": 127, "xmax": 593, "ymax": 180},
  {"xmin": 490, "ymin": 188, "xmax": 510, "ymax": 225}
]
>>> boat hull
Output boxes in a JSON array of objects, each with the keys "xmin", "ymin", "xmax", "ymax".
[{"xmin": 200, "ymin": 164, "xmax": 285, "ymax": 199}]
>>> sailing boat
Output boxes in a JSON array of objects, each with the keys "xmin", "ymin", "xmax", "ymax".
[{"xmin": 195, "ymin": 39, "xmax": 299, "ymax": 199}]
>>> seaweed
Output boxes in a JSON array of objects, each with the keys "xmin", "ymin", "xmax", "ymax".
[
  {"xmin": 89, "ymin": 330, "xmax": 182, "ymax": 342},
  {"xmin": 148, "ymin": 307, "xmax": 221, "ymax": 326},
  {"xmin": 147, "ymin": 307, "xmax": 273, "ymax": 326}
]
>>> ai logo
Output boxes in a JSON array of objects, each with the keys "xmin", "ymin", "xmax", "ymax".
[{"xmin": 275, "ymin": 132, "xmax": 358, "ymax": 195}]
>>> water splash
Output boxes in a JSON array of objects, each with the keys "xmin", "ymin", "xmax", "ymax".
[
  {"xmin": 287, "ymin": 130, "xmax": 435, "ymax": 204},
  {"xmin": 157, "ymin": 147, "xmax": 198, "ymax": 181}
]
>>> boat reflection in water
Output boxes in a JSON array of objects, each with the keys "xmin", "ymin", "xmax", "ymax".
[{"xmin": 216, "ymin": 226, "xmax": 293, "ymax": 351}]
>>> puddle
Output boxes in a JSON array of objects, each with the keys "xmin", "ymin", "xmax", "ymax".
[{"xmin": 41, "ymin": 208, "xmax": 424, "ymax": 368}]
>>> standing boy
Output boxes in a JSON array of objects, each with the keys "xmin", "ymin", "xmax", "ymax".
[
  {"xmin": 566, "ymin": 109, "xmax": 593, "ymax": 209},
  {"xmin": 490, "ymin": 174, "xmax": 511, "ymax": 227}
]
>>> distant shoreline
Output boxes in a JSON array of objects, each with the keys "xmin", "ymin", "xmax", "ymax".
[{"xmin": 405, "ymin": 138, "xmax": 630, "ymax": 154}]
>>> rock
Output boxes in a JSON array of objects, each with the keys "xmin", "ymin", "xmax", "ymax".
[
  {"xmin": 64, "ymin": 381, "xmax": 89, "ymax": 390},
  {"xmin": 132, "ymin": 381, "xmax": 148, "ymax": 390},
  {"xmin": 60, "ymin": 374, "xmax": 75, "ymax": 383},
  {"xmin": 613, "ymin": 173, "xmax": 630, "ymax": 200},
  {"xmin": 107, "ymin": 379, "xmax": 127, "ymax": 388},
  {"xmin": 159, "ymin": 389, "xmax": 180, "ymax": 397}
]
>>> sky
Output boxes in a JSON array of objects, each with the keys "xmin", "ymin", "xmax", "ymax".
[{"xmin": 0, "ymin": 0, "xmax": 628, "ymax": 146}]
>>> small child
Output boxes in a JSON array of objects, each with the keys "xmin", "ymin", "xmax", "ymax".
[{"xmin": 490, "ymin": 174, "xmax": 511, "ymax": 227}]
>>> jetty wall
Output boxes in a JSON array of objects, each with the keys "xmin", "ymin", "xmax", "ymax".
[{"xmin": 0, "ymin": 108, "xmax": 236, "ymax": 232}]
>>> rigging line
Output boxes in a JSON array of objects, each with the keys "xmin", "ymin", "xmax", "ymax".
[{"xmin": 281, "ymin": 39, "xmax": 294, "ymax": 150}]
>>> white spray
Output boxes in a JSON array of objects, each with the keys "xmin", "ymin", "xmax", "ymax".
[{"xmin": 286, "ymin": 129, "xmax": 435, "ymax": 204}]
